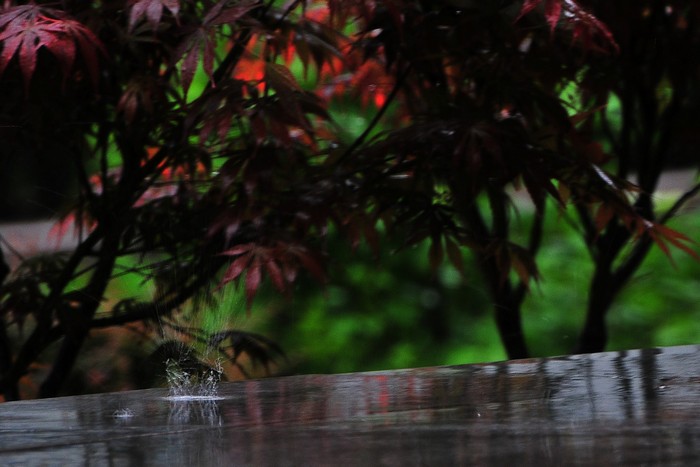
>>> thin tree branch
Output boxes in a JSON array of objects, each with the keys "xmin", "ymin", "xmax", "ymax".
[
  {"xmin": 0, "ymin": 233, "xmax": 25, "ymax": 263},
  {"xmin": 659, "ymin": 181, "xmax": 700, "ymax": 225},
  {"xmin": 3, "ymin": 228, "xmax": 104, "ymax": 391},
  {"xmin": 338, "ymin": 64, "xmax": 413, "ymax": 165},
  {"xmin": 90, "ymin": 256, "xmax": 227, "ymax": 329},
  {"xmin": 514, "ymin": 206, "xmax": 545, "ymax": 306},
  {"xmin": 574, "ymin": 204, "xmax": 597, "ymax": 256},
  {"xmin": 610, "ymin": 180, "xmax": 700, "ymax": 285},
  {"xmin": 599, "ymin": 112, "xmax": 622, "ymax": 158},
  {"xmin": 487, "ymin": 186, "xmax": 509, "ymax": 239},
  {"xmin": 0, "ymin": 316, "xmax": 18, "ymax": 400},
  {"xmin": 39, "ymin": 229, "xmax": 122, "ymax": 397}
]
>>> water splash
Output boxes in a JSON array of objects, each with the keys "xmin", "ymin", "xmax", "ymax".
[
  {"xmin": 168, "ymin": 397, "xmax": 223, "ymax": 426},
  {"xmin": 164, "ymin": 358, "xmax": 225, "ymax": 401},
  {"xmin": 112, "ymin": 408, "xmax": 134, "ymax": 419}
]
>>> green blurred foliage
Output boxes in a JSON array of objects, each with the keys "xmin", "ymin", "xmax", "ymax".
[
  {"xmin": 177, "ymin": 42, "xmax": 700, "ymax": 373},
  {"xmin": 188, "ymin": 197, "xmax": 698, "ymax": 375}
]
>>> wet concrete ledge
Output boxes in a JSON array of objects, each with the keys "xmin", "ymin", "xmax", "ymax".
[{"xmin": 1, "ymin": 345, "xmax": 699, "ymax": 466}]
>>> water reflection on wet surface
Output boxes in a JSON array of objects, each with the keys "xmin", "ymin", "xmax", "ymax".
[{"xmin": 1, "ymin": 346, "xmax": 699, "ymax": 465}]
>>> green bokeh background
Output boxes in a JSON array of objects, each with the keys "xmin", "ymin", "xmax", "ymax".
[
  {"xmin": 187, "ymin": 197, "xmax": 700, "ymax": 375},
  {"xmin": 100, "ymin": 58, "xmax": 700, "ymax": 376}
]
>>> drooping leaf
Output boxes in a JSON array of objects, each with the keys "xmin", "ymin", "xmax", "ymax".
[
  {"xmin": 174, "ymin": 29, "xmax": 212, "ymax": 96},
  {"xmin": 221, "ymin": 252, "xmax": 252, "ymax": 284},
  {"xmin": 445, "ymin": 236, "xmax": 464, "ymax": 276},
  {"xmin": 244, "ymin": 258, "xmax": 262, "ymax": 310},
  {"xmin": 544, "ymin": 0, "xmax": 562, "ymax": 33},
  {"xmin": 208, "ymin": 330, "xmax": 284, "ymax": 374},
  {"xmin": 428, "ymin": 236, "xmax": 444, "ymax": 274},
  {"xmin": 127, "ymin": 0, "xmax": 180, "ymax": 32},
  {"xmin": 509, "ymin": 244, "xmax": 540, "ymax": 287},
  {"xmin": 0, "ymin": 5, "xmax": 105, "ymax": 88},
  {"xmin": 594, "ymin": 203, "xmax": 615, "ymax": 232},
  {"xmin": 204, "ymin": 1, "xmax": 258, "ymax": 27},
  {"xmin": 173, "ymin": 2, "xmax": 257, "ymax": 96},
  {"xmin": 517, "ymin": 0, "xmax": 562, "ymax": 32},
  {"xmin": 265, "ymin": 62, "xmax": 303, "ymax": 94},
  {"xmin": 517, "ymin": 0, "xmax": 542, "ymax": 20},
  {"xmin": 294, "ymin": 248, "xmax": 327, "ymax": 284},
  {"xmin": 649, "ymin": 223, "xmax": 700, "ymax": 263},
  {"xmin": 566, "ymin": 2, "xmax": 619, "ymax": 53},
  {"xmin": 264, "ymin": 259, "xmax": 286, "ymax": 293},
  {"xmin": 516, "ymin": 0, "xmax": 618, "ymax": 53}
]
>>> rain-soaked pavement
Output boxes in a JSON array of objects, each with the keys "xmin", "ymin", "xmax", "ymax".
[{"xmin": 1, "ymin": 345, "xmax": 699, "ymax": 466}]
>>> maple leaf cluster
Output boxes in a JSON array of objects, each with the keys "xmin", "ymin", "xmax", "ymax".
[
  {"xmin": 518, "ymin": 0, "xmax": 618, "ymax": 52},
  {"xmin": 337, "ymin": 0, "xmax": 694, "ymax": 271},
  {"xmin": 0, "ymin": 4, "xmax": 104, "ymax": 88}
]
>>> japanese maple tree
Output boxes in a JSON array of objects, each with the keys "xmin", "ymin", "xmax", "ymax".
[
  {"xmin": 0, "ymin": 0, "xmax": 697, "ymax": 400},
  {"xmin": 325, "ymin": 0, "xmax": 698, "ymax": 358},
  {"xmin": 0, "ymin": 0, "xmax": 346, "ymax": 400}
]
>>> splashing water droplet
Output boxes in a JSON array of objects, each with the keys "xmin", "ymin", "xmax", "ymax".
[
  {"xmin": 113, "ymin": 408, "xmax": 134, "ymax": 419},
  {"xmin": 165, "ymin": 358, "xmax": 224, "ymax": 401}
]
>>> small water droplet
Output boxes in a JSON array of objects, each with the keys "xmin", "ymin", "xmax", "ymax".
[{"xmin": 113, "ymin": 408, "xmax": 134, "ymax": 419}]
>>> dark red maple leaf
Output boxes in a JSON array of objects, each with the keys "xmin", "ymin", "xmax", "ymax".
[
  {"xmin": 127, "ymin": 0, "xmax": 180, "ymax": 33},
  {"xmin": 517, "ymin": 0, "xmax": 618, "ymax": 52},
  {"xmin": 219, "ymin": 241, "xmax": 326, "ymax": 310},
  {"xmin": 0, "ymin": 4, "xmax": 106, "ymax": 88},
  {"xmin": 518, "ymin": 0, "xmax": 561, "ymax": 28},
  {"xmin": 173, "ymin": 1, "xmax": 259, "ymax": 95}
]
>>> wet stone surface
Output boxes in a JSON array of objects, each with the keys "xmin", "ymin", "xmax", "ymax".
[{"xmin": 1, "ymin": 345, "xmax": 699, "ymax": 465}]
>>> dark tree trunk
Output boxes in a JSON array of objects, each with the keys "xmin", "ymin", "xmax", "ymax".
[
  {"xmin": 493, "ymin": 294, "xmax": 529, "ymax": 360},
  {"xmin": 575, "ymin": 286, "xmax": 614, "ymax": 354},
  {"xmin": 574, "ymin": 239, "xmax": 620, "ymax": 354},
  {"xmin": 39, "ymin": 232, "xmax": 120, "ymax": 398},
  {"xmin": 478, "ymin": 253, "xmax": 530, "ymax": 360},
  {"xmin": 574, "ymin": 216, "xmax": 658, "ymax": 355},
  {"xmin": 38, "ymin": 326, "xmax": 91, "ymax": 398},
  {"xmin": 0, "ymin": 322, "xmax": 19, "ymax": 401},
  {"xmin": 0, "ymin": 250, "xmax": 16, "ymax": 400}
]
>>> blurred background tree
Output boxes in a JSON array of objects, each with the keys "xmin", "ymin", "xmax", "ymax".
[{"xmin": 0, "ymin": 0, "xmax": 698, "ymax": 400}]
